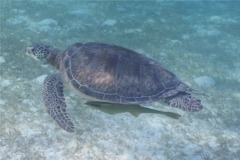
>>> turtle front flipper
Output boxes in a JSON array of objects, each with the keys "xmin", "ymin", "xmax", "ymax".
[
  {"xmin": 42, "ymin": 73, "xmax": 74, "ymax": 132},
  {"xmin": 165, "ymin": 93, "xmax": 203, "ymax": 112}
]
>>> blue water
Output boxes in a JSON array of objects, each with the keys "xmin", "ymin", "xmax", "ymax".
[{"xmin": 0, "ymin": 1, "xmax": 240, "ymax": 159}]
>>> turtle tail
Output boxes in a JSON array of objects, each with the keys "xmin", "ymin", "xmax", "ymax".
[{"xmin": 164, "ymin": 92, "xmax": 203, "ymax": 112}]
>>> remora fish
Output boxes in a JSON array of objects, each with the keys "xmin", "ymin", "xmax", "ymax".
[{"xmin": 86, "ymin": 101, "xmax": 181, "ymax": 119}]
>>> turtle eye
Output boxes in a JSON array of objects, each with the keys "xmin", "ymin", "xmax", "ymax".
[{"xmin": 40, "ymin": 49, "xmax": 49, "ymax": 59}]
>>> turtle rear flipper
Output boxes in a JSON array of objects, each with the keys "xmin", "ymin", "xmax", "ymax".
[
  {"xmin": 42, "ymin": 73, "xmax": 74, "ymax": 132},
  {"xmin": 165, "ymin": 93, "xmax": 203, "ymax": 112}
]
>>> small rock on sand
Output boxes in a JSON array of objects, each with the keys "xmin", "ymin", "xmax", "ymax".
[
  {"xmin": 33, "ymin": 75, "xmax": 47, "ymax": 85},
  {"xmin": 0, "ymin": 56, "xmax": 6, "ymax": 64},
  {"xmin": 102, "ymin": 19, "xmax": 117, "ymax": 26},
  {"xmin": 194, "ymin": 76, "xmax": 215, "ymax": 89}
]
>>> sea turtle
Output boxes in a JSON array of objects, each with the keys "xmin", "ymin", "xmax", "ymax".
[{"xmin": 27, "ymin": 42, "xmax": 203, "ymax": 132}]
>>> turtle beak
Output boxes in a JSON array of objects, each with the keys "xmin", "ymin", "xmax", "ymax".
[
  {"xmin": 26, "ymin": 45, "xmax": 39, "ymax": 61},
  {"xmin": 27, "ymin": 46, "xmax": 33, "ymax": 55}
]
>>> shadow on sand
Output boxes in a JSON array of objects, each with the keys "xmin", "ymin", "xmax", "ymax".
[{"xmin": 86, "ymin": 101, "xmax": 181, "ymax": 119}]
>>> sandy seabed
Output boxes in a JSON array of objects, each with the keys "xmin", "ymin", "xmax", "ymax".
[{"xmin": 1, "ymin": 1, "xmax": 240, "ymax": 160}]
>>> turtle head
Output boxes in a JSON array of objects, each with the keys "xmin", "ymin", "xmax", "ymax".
[{"xmin": 27, "ymin": 43, "xmax": 59, "ymax": 63}]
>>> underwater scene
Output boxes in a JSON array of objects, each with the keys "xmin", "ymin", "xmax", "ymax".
[{"xmin": 0, "ymin": 0, "xmax": 240, "ymax": 160}]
